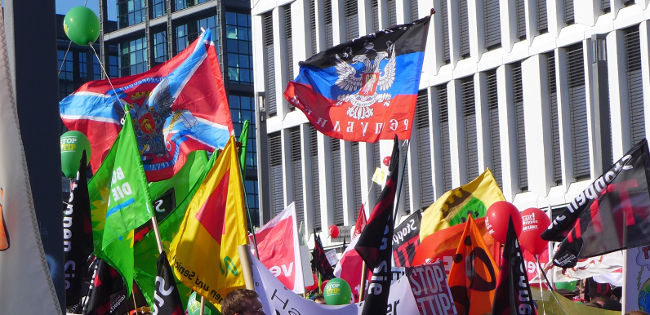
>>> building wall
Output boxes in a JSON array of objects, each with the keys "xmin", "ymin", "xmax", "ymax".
[{"xmin": 252, "ymin": 0, "xmax": 650, "ymax": 245}]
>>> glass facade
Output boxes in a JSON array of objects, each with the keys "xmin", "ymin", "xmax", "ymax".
[
  {"xmin": 229, "ymin": 94, "xmax": 257, "ymax": 169},
  {"xmin": 153, "ymin": 31, "xmax": 168, "ymax": 63},
  {"xmin": 119, "ymin": 37, "xmax": 147, "ymax": 76},
  {"xmin": 58, "ymin": 50, "xmax": 75, "ymax": 100},
  {"xmin": 152, "ymin": 0, "xmax": 166, "ymax": 18},
  {"xmin": 117, "ymin": 0, "xmax": 146, "ymax": 28},
  {"xmin": 176, "ymin": 15, "xmax": 218, "ymax": 55},
  {"xmin": 226, "ymin": 12, "xmax": 253, "ymax": 85}
]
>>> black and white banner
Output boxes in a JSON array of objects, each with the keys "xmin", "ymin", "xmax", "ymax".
[{"xmin": 392, "ymin": 210, "xmax": 421, "ymax": 267}]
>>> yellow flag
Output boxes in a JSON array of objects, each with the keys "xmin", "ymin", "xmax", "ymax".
[
  {"xmin": 168, "ymin": 136, "xmax": 248, "ymax": 307},
  {"xmin": 420, "ymin": 168, "xmax": 504, "ymax": 240}
]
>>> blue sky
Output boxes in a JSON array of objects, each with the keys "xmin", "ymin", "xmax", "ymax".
[{"xmin": 56, "ymin": 0, "xmax": 117, "ymax": 21}]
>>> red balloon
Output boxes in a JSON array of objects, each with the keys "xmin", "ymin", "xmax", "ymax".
[
  {"xmin": 329, "ymin": 225, "xmax": 340, "ymax": 238},
  {"xmin": 485, "ymin": 201, "xmax": 522, "ymax": 244},
  {"xmin": 383, "ymin": 156, "xmax": 391, "ymax": 166},
  {"xmin": 519, "ymin": 208, "xmax": 551, "ymax": 255},
  {"xmin": 321, "ymin": 279, "xmax": 330, "ymax": 293}
]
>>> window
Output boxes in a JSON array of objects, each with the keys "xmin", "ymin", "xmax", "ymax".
[
  {"xmin": 58, "ymin": 50, "xmax": 75, "ymax": 100},
  {"xmin": 410, "ymin": 0, "xmax": 419, "ymax": 21},
  {"xmin": 284, "ymin": 7, "xmax": 294, "ymax": 82},
  {"xmin": 269, "ymin": 133, "xmax": 284, "ymax": 217},
  {"xmin": 152, "ymin": 0, "xmax": 166, "ymax": 18},
  {"xmin": 351, "ymin": 142, "xmax": 362, "ymax": 217},
  {"xmin": 487, "ymin": 70, "xmax": 502, "ymax": 187},
  {"xmin": 438, "ymin": 85, "xmax": 452, "ymax": 191},
  {"xmin": 601, "ymin": 0, "xmax": 610, "ymax": 13},
  {"xmin": 290, "ymin": 128, "xmax": 304, "ymax": 227},
  {"xmin": 108, "ymin": 46, "xmax": 119, "ymax": 78},
  {"xmin": 263, "ymin": 13, "xmax": 276, "ymax": 116},
  {"xmin": 153, "ymin": 31, "xmax": 167, "ymax": 64},
  {"xmin": 226, "ymin": 12, "xmax": 253, "ymax": 85},
  {"xmin": 176, "ymin": 15, "xmax": 218, "ymax": 55},
  {"xmin": 441, "ymin": 0, "xmax": 450, "ymax": 63},
  {"xmin": 459, "ymin": 0, "xmax": 470, "ymax": 58},
  {"xmin": 566, "ymin": 44, "xmax": 589, "ymax": 180},
  {"xmin": 484, "ymin": 0, "xmax": 501, "ymax": 49},
  {"xmin": 309, "ymin": 0, "xmax": 317, "ymax": 55},
  {"xmin": 245, "ymin": 180, "xmax": 260, "ymax": 227},
  {"xmin": 117, "ymin": 0, "xmax": 146, "ymax": 28},
  {"xmin": 516, "ymin": 0, "xmax": 526, "ymax": 39},
  {"xmin": 416, "ymin": 90, "xmax": 434, "ymax": 207},
  {"xmin": 229, "ymin": 94, "xmax": 257, "ymax": 169},
  {"xmin": 625, "ymin": 27, "xmax": 646, "ymax": 145},
  {"xmin": 388, "ymin": 0, "xmax": 397, "ymax": 26},
  {"xmin": 309, "ymin": 126, "xmax": 322, "ymax": 231},
  {"xmin": 324, "ymin": 0, "xmax": 333, "ymax": 48},
  {"xmin": 120, "ymin": 37, "xmax": 147, "ymax": 76},
  {"xmin": 512, "ymin": 62, "xmax": 527, "ymax": 190},
  {"xmin": 547, "ymin": 52, "xmax": 562, "ymax": 184},
  {"xmin": 371, "ymin": 0, "xmax": 380, "ymax": 32},
  {"xmin": 565, "ymin": 0, "xmax": 574, "ymax": 25},
  {"xmin": 462, "ymin": 77, "xmax": 479, "ymax": 180},
  {"xmin": 176, "ymin": 24, "xmax": 190, "ymax": 54},
  {"xmin": 79, "ymin": 53, "xmax": 89, "ymax": 81},
  {"xmin": 537, "ymin": 0, "xmax": 548, "ymax": 33},
  {"xmin": 345, "ymin": 0, "xmax": 359, "ymax": 41},
  {"xmin": 331, "ymin": 139, "xmax": 344, "ymax": 225}
]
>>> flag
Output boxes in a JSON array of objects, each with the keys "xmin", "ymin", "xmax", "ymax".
[
  {"xmin": 284, "ymin": 17, "xmax": 430, "ymax": 142},
  {"xmin": 352, "ymin": 204, "xmax": 367, "ymax": 239},
  {"xmin": 133, "ymin": 151, "xmax": 215, "ymax": 309},
  {"xmin": 152, "ymin": 251, "xmax": 183, "ymax": 315},
  {"xmin": 89, "ymin": 108, "xmax": 154, "ymax": 296},
  {"xmin": 83, "ymin": 258, "xmax": 126, "ymax": 315},
  {"xmin": 168, "ymin": 136, "xmax": 248, "ymax": 307},
  {"xmin": 420, "ymin": 168, "xmax": 505, "ymax": 240},
  {"xmin": 333, "ymin": 235, "xmax": 370, "ymax": 302},
  {"xmin": 312, "ymin": 232, "xmax": 335, "ymax": 280},
  {"xmin": 60, "ymin": 29, "xmax": 234, "ymax": 182},
  {"xmin": 492, "ymin": 219, "xmax": 537, "ymax": 315},
  {"xmin": 549, "ymin": 139, "xmax": 650, "ymax": 268},
  {"xmin": 254, "ymin": 202, "xmax": 305, "ymax": 293},
  {"xmin": 355, "ymin": 136, "xmax": 399, "ymax": 315},
  {"xmin": 412, "ymin": 217, "xmax": 497, "ymax": 272},
  {"xmin": 447, "ymin": 215, "xmax": 498, "ymax": 315},
  {"xmin": 239, "ymin": 120, "xmax": 250, "ymax": 178},
  {"xmin": 392, "ymin": 210, "xmax": 421, "ymax": 267},
  {"xmin": 64, "ymin": 152, "xmax": 95, "ymax": 306},
  {"xmin": 0, "ymin": 6, "xmax": 60, "ymax": 311}
]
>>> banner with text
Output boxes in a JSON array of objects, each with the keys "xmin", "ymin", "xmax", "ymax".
[
  {"xmin": 407, "ymin": 261, "xmax": 456, "ymax": 315},
  {"xmin": 393, "ymin": 210, "xmax": 421, "ymax": 267}
]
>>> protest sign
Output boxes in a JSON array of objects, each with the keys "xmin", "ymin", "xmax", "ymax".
[
  {"xmin": 393, "ymin": 210, "xmax": 421, "ymax": 267},
  {"xmin": 407, "ymin": 261, "xmax": 456, "ymax": 315}
]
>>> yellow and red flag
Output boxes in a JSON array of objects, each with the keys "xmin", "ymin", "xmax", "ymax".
[
  {"xmin": 168, "ymin": 136, "xmax": 248, "ymax": 307},
  {"xmin": 447, "ymin": 215, "xmax": 499, "ymax": 315}
]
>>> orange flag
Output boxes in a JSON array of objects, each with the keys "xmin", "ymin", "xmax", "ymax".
[
  {"xmin": 168, "ymin": 136, "xmax": 248, "ymax": 308},
  {"xmin": 447, "ymin": 216, "xmax": 498, "ymax": 315}
]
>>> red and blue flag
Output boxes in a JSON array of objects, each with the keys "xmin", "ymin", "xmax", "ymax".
[
  {"xmin": 284, "ymin": 16, "xmax": 430, "ymax": 142},
  {"xmin": 60, "ymin": 29, "xmax": 234, "ymax": 182}
]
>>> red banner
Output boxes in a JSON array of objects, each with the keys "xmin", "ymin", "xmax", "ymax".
[{"xmin": 407, "ymin": 261, "xmax": 457, "ymax": 315}]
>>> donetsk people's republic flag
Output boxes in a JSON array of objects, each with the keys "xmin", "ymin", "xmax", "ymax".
[
  {"xmin": 60, "ymin": 29, "xmax": 234, "ymax": 182},
  {"xmin": 168, "ymin": 136, "xmax": 248, "ymax": 308},
  {"xmin": 284, "ymin": 16, "xmax": 430, "ymax": 142}
]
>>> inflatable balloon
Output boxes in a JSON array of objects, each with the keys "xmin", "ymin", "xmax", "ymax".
[
  {"xmin": 323, "ymin": 278, "xmax": 352, "ymax": 305},
  {"xmin": 555, "ymin": 281, "xmax": 577, "ymax": 292},
  {"xmin": 320, "ymin": 279, "xmax": 329, "ymax": 293},
  {"xmin": 519, "ymin": 208, "xmax": 551, "ymax": 255},
  {"xmin": 485, "ymin": 201, "xmax": 522, "ymax": 244},
  {"xmin": 61, "ymin": 131, "xmax": 91, "ymax": 179},
  {"xmin": 329, "ymin": 225, "xmax": 340, "ymax": 239},
  {"xmin": 64, "ymin": 6, "xmax": 100, "ymax": 46}
]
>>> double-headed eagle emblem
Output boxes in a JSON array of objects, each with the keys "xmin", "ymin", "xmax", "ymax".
[{"xmin": 334, "ymin": 41, "xmax": 396, "ymax": 120}]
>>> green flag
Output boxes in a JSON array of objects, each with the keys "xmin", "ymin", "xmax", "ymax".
[
  {"xmin": 239, "ymin": 120, "xmax": 250, "ymax": 178},
  {"xmin": 133, "ymin": 151, "xmax": 217, "ymax": 309},
  {"xmin": 89, "ymin": 109, "xmax": 154, "ymax": 296}
]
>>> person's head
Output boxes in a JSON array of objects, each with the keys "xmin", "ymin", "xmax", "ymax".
[
  {"xmin": 625, "ymin": 311, "xmax": 650, "ymax": 315},
  {"xmin": 613, "ymin": 287, "xmax": 623, "ymax": 301},
  {"xmin": 221, "ymin": 289, "xmax": 265, "ymax": 315},
  {"xmin": 313, "ymin": 294, "xmax": 326, "ymax": 305},
  {"xmin": 603, "ymin": 299, "xmax": 622, "ymax": 311}
]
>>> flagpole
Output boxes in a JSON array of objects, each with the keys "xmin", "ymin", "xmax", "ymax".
[
  {"xmin": 237, "ymin": 244, "xmax": 256, "ymax": 290},
  {"xmin": 392, "ymin": 139, "xmax": 410, "ymax": 224},
  {"xmin": 359, "ymin": 261, "xmax": 367, "ymax": 301},
  {"xmin": 237, "ymin": 145, "xmax": 260, "ymax": 259},
  {"xmin": 150, "ymin": 215, "xmax": 164, "ymax": 254},
  {"xmin": 199, "ymin": 297, "xmax": 205, "ymax": 315}
]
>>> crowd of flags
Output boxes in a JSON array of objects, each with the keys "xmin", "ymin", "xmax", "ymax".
[{"xmin": 0, "ymin": 5, "xmax": 647, "ymax": 315}]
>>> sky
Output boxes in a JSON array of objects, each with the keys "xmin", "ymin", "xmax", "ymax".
[{"xmin": 56, "ymin": 0, "xmax": 117, "ymax": 21}]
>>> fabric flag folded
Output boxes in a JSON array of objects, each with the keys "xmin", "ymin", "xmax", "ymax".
[
  {"xmin": 492, "ymin": 219, "xmax": 537, "ymax": 315},
  {"xmin": 83, "ymin": 258, "xmax": 126, "ymax": 315},
  {"xmin": 60, "ymin": 29, "xmax": 234, "ymax": 182},
  {"xmin": 65, "ymin": 152, "xmax": 95, "ymax": 306},
  {"xmin": 238, "ymin": 120, "xmax": 250, "ymax": 178},
  {"xmin": 448, "ymin": 215, "xmax": 498, "ymax": 315},
  {"xmin": 152, "ymin": 251, "xmax": 183, "ymax": 315},
  {"xmin": 392, "ymin": 210, "xmax": 422, "ymax": 267},
  {"xmin": 355, "ymin": 136, "xmax": 399, "ymax": 315},
  {"xmin": 284, "ymin": 17, "xmax": 430, "ymax": 142},
  {"xmin": 549, "ymin": 139, "xmax": 650, "ymax": 268},
  {"xmin": 333, "ymin": 235, "xmax": 370, "ymax": 302},
  {"xmin": 168, "ymin": 136, "xmax": 248, "ymax": 307},
  {"xmin": 312, "ymin": 232, "xmax": 335, "ymax": 280},
  {"xmin": 352, "ymin": 204, "xmax": 367, "ymax": 239},
  {"xmin": 254, "ymin": 202, "xmax": 305, "ymax": 294},
  {"xmin": 420, "ymin": 168, "xmax": 505, "ymax": 241},
  {"xmin": 89, "ymin": 108, "xmax": 154, "ymax": 296}
]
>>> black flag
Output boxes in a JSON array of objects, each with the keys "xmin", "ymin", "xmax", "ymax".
[
  {"xmin": 153, "ymin": 251, "xmax": 183, "ymax": 315},
  {"xmin": 312, "ymin": 232, "xmax": 335, "ymax": 280},
  {"xmin": 355, "ymin": 136, "xmax": 398, "ymax": 315},
  {"xmin": 83, "ymin": 258, "xmax": 125, "ymax": 315},
  {"xmin": 548, "ymin": 139, "xmax": 650, "ymax": 268},
  {"xmin": 491, "ymin": 219, "xmax": 537, "ymax": 315},
  {"xmin": 64, "ymin": 151, "xmax": 94, "ymax": 306}
]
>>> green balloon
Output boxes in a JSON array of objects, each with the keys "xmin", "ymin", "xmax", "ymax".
[
  {"xmin": 63, "ymin": 6, "xmax": 100, "ymax": 46},
  {"xmin": 323, "ymin": 278, "xmax": 352, "ymax": 305},
  {"xmin": 555, "ymin": 281, "xmax": 577, "ymax": 292},
  {"xmin": 61, "ymin": 131, "xmax": 91, "ymax": 179}
]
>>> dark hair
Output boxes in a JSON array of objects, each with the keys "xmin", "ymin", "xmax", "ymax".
[
  {"xmin": 313, "ymin": 294, "xmax": 324, "ymax": 301},
  {"xmin": 221, "ymin": 289, "xmax": 260, "ymax": 315},
  {"xmin": 613, "ymin": 286, "xmax": 622, "ymax": 299},
  {"xmin": 625, "ymin": 311, "xmax": 650, "ymax": 315}
]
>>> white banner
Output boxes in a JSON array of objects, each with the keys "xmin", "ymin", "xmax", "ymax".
[
  {"xmin": 0, "ymin": 7, "xmax": 61, "ymax": 314},
  {"xmin": 550, "ymin": 251, "xmax": 623, "ymax": 283},
  {"xmin": 252, "ymin": 256, "xmax": 418, "ymax": 315}
]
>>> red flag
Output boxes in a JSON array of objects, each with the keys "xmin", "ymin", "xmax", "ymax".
[{"xmin": 352, "ymin": 204, "xmax": 367, "ymax": 239}]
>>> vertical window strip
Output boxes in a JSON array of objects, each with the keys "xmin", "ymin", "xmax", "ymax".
[
  {"xmin": 484, "ymin": 0, "xmax": 501, "ymax": 49},
  {"xmin": 331, "ymin": 139, "xmax": 344, "ymax": 225},
  {"xmin": 625, "ymin": 28, "xmax": 646, "ymax": 145},
  {"xmin": 372, "ymin": 0, "xmax": 380, "ymax": 32},
  {"xmin": 388, "ymin": 0, "xmax": 397, "ymax": 26},
  {"xmin": 310, "ymin": 0, "xmax": 317, "ymax": 55},
  {"xmin": 290, "ymin": 128, "xmax": 304, "ymax": 227},
  {"xmin": 410, "ymin": 0, "xmax": 419, "ymax": 22},
  {"xmin": 351, "ymin": 142, "xmax": 362, "ymax": 218},
  {"xmin": 601, "ymin": 0, "xmax": 610, "ymax": 13},
  {"xmin": 345, "ymin": 0, "xmax": 359, "ymax": 41},
  {"xmin": 487, "ymin": 70, "xmax": 502, "ymax": 188},
  {"xmin": 516, "ymin": 0, "xmax": 526, "ymax": 39},
  {"xmin": 324, "ymin": 0, "xmax": 334, "ymax": 48},
  {"xmin": 441, "ymin": 0, "xmax": 450, "ymax": 63},
  {"xmin": 459, "ymin": 0, "xmax": 470, "ymax": 58},
  {"xmin": 565, "ymin": 0, "xmax": 574, "ymax": 25},
  {"xmin": 309, "ymin": 127, "xmax": 322, "ymax": 231},
  {"xmin": 403, "ymin": 162, "xmax": 411, "ymax": 213},
  {"xmin": 269, "ymin": 133, "xmax": 284, "ymax": 217},
  {"xmin": 416, "ymin": 90, "xmax": 434, "ymax": 208},
  {"xmin": 537, "ymin": 0, "xmax": 548, "ymax": 33},
  {"xmin": 263, "ymin": 13, "xmax": 276, "ymax": 116},
  {"xmin": 439, "ymin": 86, "xmax": 452, "ymax": 192},
  {"xmin": 512, "ymin": 63, "xmax": 528, "ymax": 190},
  {"xmin": 463, "ymin": 78, "xmax": 479, "ymax": 180},
  {"xmin": 547, "ymin": 53, "xmax": 562, "ymax": 184},
  {"xmin": 285, "ymin": 6, "xmax": 294, "ymax": 82},
  {"xmin": 567, "ymin": 45, "xmax": 590, "ymax": 180},
  {"xmin": 373, "ymin": 142, "xmax": 382, "ymax": 200}
]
